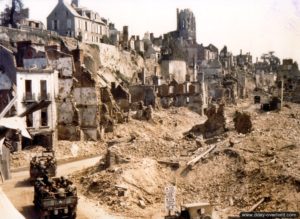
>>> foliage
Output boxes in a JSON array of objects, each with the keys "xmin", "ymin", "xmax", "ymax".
[{"xmin": 1, "ymin": 0, "xmax": 27, "ymax": 28}]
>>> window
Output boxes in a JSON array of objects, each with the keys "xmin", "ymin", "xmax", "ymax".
[
  {"xmin": 40, "ymin": 80, "xmax": 47, "ymax": 100},
  {"xmin": 25, "ymin": 80, "xmax": 32, "ymax": 100},
  {"xmin": 67, "ymin": 19, "xmax": 72, "ymax": 29},
  {"xmin": 26, "ymin": 113, "xmax": 33, "ymax": 127},
  {"xmin": 52, "ymin": 20, "xmax": 59, "ymax": 30},
  {"xmin": 85, "ymin": 21, "xmax": 88, "ymax": 31},
  {"xmin": 78, "ymin": 19, "xmax": 81, "ymax": 30},
  {"xmin": 66, "ymin": 10, "xmax": 69, "ymax": 17},
  {"xmin": 41, "ymin": 108, "xmax": 48, "ymax": 127}
]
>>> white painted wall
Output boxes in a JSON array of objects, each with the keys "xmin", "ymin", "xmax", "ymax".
[{"xmin": 16, "ymin": 70, "xmax": 58, "ymax": 131}]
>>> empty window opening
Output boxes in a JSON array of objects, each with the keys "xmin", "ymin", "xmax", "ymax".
[
  {"xmin": 40, "ymin": 80, "xmax": 47, "ymax": 100},
  {"xmin": 26, "ymin": 113, "xmax": 33, "ymax": 127},
  {"xmin": 41, "ymin": 108, "xmax": 48, "ymax": 127},
  {"xmin": 25, "ymin": 80, "xmax": 32, "ymax": 100},
  {"xmin": 54, "ymin": 20, "xmax": 58, "ymax": 30}
]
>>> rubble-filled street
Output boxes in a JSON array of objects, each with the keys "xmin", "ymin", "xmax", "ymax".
[
  {"xmin": 0, "ymin": 0, "xmax": 299, "ymax": 218},
  {"xmin": 68, "ymin": 101, "xmax": 300, "ymax": 218},
  {"xmin": 4, "ymin": 100, "xmax": 299, "ymax": 218}
]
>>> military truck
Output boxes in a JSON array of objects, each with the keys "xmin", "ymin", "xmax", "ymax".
[
  {"xmin": 34, "ymin": 176, "xmax": 78, "ymax": 219},
  {"xmin": 165, "ymin": 202, "xmax": 213, "ymax": 219},
  {"xmin": 30, "ymin": 151, "xmax": 57, "ymax": 181}
]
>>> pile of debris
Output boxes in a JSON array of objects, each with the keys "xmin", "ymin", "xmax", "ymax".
[
  {"xmin": 70, "ymin": 102, "xmax": 300, "ymax": 218},
  {"xmin": 134, "ymin": 102, "xmax": 153, "ymax": 121},
  {"xmin": 185, "ymin": 104, "xmax": 226, "ymax": 139},
  {"xmin": 233, "ymin": 111, "xmax": 252, "ymax": 134}
]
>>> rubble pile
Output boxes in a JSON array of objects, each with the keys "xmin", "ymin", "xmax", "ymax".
[
  {"xmin": 11, "ymin": 146, "xmax": 45, "ymax": 169},
  {"xmin": 71, "ymin": 102, "xmax": 300, "ymax": 218},
  {"xmin": 233, "ymin": 111, "xmax": 252, "ymax": 134},
  {"xmin": 71, "ymin": 158, "xmax": 173, "ymax": 217},
  {"xmin": 11, "ymin": 141, "xmax": 106, "ymax": 169},
  {"xmin": 185, "ymin": 104, "xmax": 226, "ymax": 139},
  {"xmin": 134, "ymin": 103, "xmax": 153, "ymax": 121}
]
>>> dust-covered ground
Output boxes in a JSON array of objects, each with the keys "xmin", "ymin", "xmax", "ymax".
[{"xmin": 70, "ymin": 102, "xmax": 300, "ymax": 218}]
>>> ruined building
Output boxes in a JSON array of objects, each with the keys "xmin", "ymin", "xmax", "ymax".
[
  {"xmin": 176, "ymin": 8, "xmax": 197, "ymax": 43},
  {"xmin": 47, "ymin": 0, "xmax": 108, "ymax": 43}
]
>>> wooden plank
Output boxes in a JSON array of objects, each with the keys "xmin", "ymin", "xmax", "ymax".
[
  {"xmin": 249, "ymin": 197, "xmax": 269, "ymax": 211},
  {"xmin": 187, "ymin": 144, "xmax": 217, "ymax": 168}
]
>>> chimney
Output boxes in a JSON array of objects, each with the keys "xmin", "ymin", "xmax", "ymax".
[{"xmin": 71, "ymin": 0, "xmax": 78, "ymax": 7}]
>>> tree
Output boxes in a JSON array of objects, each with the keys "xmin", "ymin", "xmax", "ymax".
[{"xmin": 1, "ymin": 0, "xmax": 27, "ymax": 28}]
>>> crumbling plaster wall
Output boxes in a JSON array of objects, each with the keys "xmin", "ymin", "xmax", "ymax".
[{"xmin": 161, "ymin": 60, "xmax": 187, "ymax": 83}]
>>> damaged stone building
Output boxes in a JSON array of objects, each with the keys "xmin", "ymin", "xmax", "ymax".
[
  {"xmin": 277, "ymin": 59, "xmax": 300, "ymax": 102},
  {"xmin": 47, "ymin": 0, "xmax": 109, "ymax": 43}
]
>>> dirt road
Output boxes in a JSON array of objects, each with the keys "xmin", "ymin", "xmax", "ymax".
[{"xmin": 1, "ymin": 156, "xmax": 122, "ymax": 219}]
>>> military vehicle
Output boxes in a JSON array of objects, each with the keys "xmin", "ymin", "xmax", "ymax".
[
  {"xmin": 34, "ymin": 176, "xmax": 78, "ymax": 219},
  {"xmin": 165, "ymin": 202, "xmax": 213, "ymax": 219},
  {"xmin": 30, "ymin": 150, "xmax": 57, "ymax": 181}
]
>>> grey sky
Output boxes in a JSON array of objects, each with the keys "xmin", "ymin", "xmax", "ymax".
[{"xmin": 1, "ymin": 0, "xmax": 300, "ymax": 63}]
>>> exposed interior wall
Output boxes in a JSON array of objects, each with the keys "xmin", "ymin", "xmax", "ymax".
[{"xmin": 161, "ymin": 60, "xmax": 187, "ymax": 83}]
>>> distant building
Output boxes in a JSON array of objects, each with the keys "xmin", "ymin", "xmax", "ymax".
[
  {"xmin": 134, "ymin": 36, "xmax": 144, "ymax": 53},
  {"xmin": 108, "ymin": 23, "xmax": 120, "ymax": 46},
  {"xmin": 198, "ymin": 44, "xmax": 219, "ymax": 61},
  {"xmin": 235, "ymin": 50, "xmax": 252, "ymax": 69},
  {"xmin": 47, "ymin": 0, "xmax": 108, "ymax": 43},
  {"xmin": 20, "ymin": 19, "xmax": 44, "ymax": 30},
  {"xmin": 219, "ymin": 46, "xmax": 234, "ymax": 69},
  {"xmin": 165, "ymin": 8, "xmax": 197, "ymax": 44}
]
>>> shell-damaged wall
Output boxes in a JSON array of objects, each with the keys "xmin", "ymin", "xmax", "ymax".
[{"xmin": 67, "ymin": 42, "xmax": 148, "ymax": 141}]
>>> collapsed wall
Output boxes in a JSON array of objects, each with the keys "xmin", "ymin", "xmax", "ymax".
[{"xmin": 57, "ymin": 39, "xmax": 154, "ymax": 141}]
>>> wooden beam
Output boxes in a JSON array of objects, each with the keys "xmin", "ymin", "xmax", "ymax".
[
  {"xmin": 249, "ymin": 197, "xmax": 270, "ymax": 211},
  {"xmin": 187, "ymin": 144, "xmax": 217, "ymax": 168}
]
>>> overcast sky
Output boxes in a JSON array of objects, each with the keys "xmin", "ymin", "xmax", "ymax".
[{"xmin": 1, "ymin": 0, "xmax": 300, "ymax": 63}]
